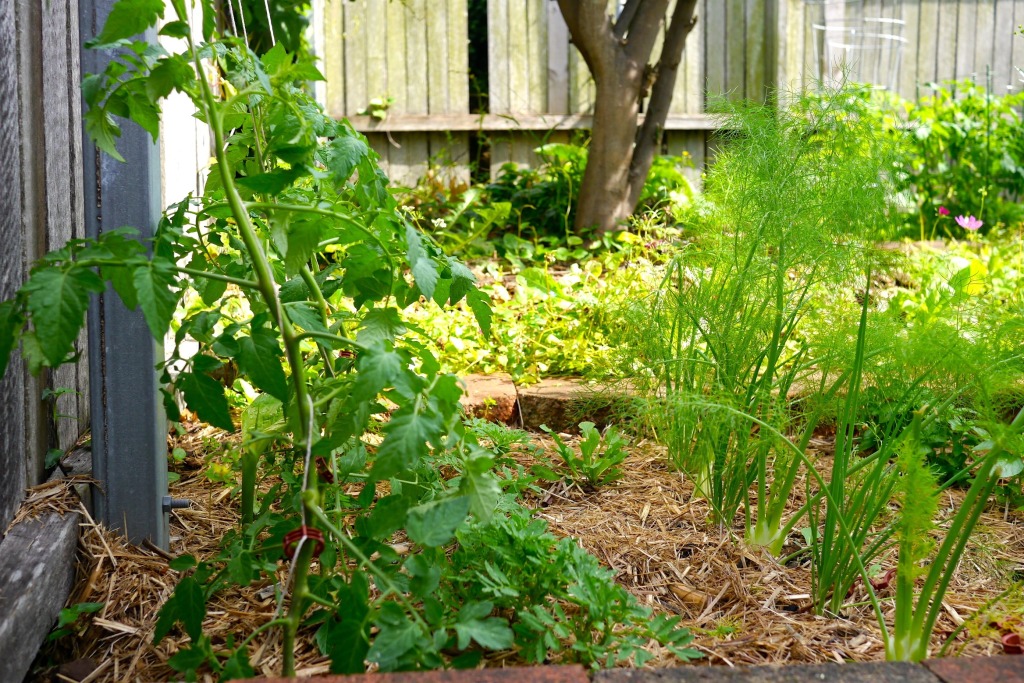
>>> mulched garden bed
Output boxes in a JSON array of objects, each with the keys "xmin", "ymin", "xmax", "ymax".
[{"xmin": 32, "ymin": 418, "xmax": 1024, "ymax": 682}]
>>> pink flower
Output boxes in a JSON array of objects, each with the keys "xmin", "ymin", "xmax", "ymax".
[
  {"xmin": 955, "ymin": 215, "xmax": 983, "ymax": 231},
  {"xmin": 937, "ymin": 206, "xmax": 950, "ymax": 216}
]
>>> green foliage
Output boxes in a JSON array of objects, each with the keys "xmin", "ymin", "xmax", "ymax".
[
  {"xmin": 533, "ymin": 422, "xmax": 629, "ymax": 489},
  {"xmin": 884, "ymin": 414, "xmax": 1022, "ymax": 661},
  {"xmin": 47, "ymin": 602, "xmax": 105, "ymax": 642},
  {"xmin": 444, "ymin": 507, "xmax": 701, "ymax": 667},
  {"xmin": 625, "ymin": 88, "xmax": 895, "ymax": 544},
  {"xmin": 403, "ymin": 143, "xmax": 693, "ymax": 264},
  {"xmin": 409, "ymin": 235, "xmax": 674, "ymax": 384},
  {"xmin": 898, "ymin": 80, "xmax": 1024, "ymax": 237},
  {"xmin": 799, "ymin": 80, "xmax": 1024, "ymax": 238}
]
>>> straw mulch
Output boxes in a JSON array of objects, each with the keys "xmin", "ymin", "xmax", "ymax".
[{"xmin": 33, "ymin": 423, "xmax": 1024, "ymax": 682}]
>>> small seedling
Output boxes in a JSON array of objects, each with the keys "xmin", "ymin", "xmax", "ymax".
[{"xmin": 534, "ymin": 422, "xmax": 629, "ymax": 489}]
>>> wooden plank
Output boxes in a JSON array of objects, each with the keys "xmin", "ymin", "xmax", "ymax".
[
  {"xmin": 448, "ymin": 0, "xmax": 470, "ymax": 113},
  {"xmin": 442, "ymin": 0, "xmax": 471, "ymax": 185},
  {"xmin": 507, "ymin": 0, "xmax": 529, "ymax": 111},
  {"xmin": 365, "ymin": 0, "xmax": 388, "ymax": 107},
  {"xmin": 41, "ymin": 0, "xmax": 74, "ymax": 458},
  {"xmin": 309, "ymin": 0, "xmax": 327, "ymax": 105},
  {"xmin": 1011, "ymin": 0, "xmax": 1024, "ymax": 92},
  {"xmin": 345, "ymin": 112, "xmax": 724, "ymax": 132},
  {"xmin": 547, "ymin": 0, "xmax": 570, "ymax": 114},
  {"xmin": 397, "ymin": 0, "xmax": 429, "ymax": 183},
  {"xmin": 678, "ymin": 0, "xmax": 704, "ymax": 113},
  {"xmin": 568, "ymin": 40, "xmax": 595, "ymax": 113},
  {"xmin": 382, "ymin": 1, "xmax": 409, "ymax": 183},
  {"xmin": 16, "ymin": 0, "xmax": 48, "ymax": 497},
  {"xmin": 973, "ymin": 0, "xmax": 996, "ymax": 86},
  {"xmin": 69, "ymin": 0, "xmax": 89, "ymax": 437},
  {"xmin": 955, "ymin": 0, "xmax": 978, "ymax": 82},
  {"xmin": 935, "ymin": 0, "xmax": 959, "ymax": 83},
  {"xmin": 405, "ymin": 0, "xmax": 429, "ymax": 116},
  {"xmin": 897, "ymin": 0, "xmax": 920, "ymax": 98},
  {"xmin": 490, "ymin": 136, "xmax": 512, "ymax": 178},
  {"xmin": 992, "ymin": 0, "xmax": 1017, "ymax": 92},
  {"xmin": 511, "ymin": 132, "xmax": 538, "ymax": 168},
  {"xmin": 745, "ymin": 0, "xmax": 766, "ymax": 102},
  {"xmin": 704, "ymin": 0, "xmax": 727, "ymax": 99},
  {"xmin": 361, "ymin": 0, "xmax": 389, "ymax": 171},
  {"xmin": 426, "ymin": 0, "xmax": 450, "ymax": 114},
  {"xmin": 666, "ymin": 130, "xmax": 705, "ymax": 191},
  {"xmin": 0, "ymin": 510, "xmax": 81, "ymax": 682},
  {"xmin": 430, "ymin": 132, "xmax": 472, "ymax": 185},
  {"xmin": 776, "ymin": 0, "xmax": 806, "ymax": 96},
  {"xmin": 488, "ymin": 0, "xmax": 511, "ymax": 112},
  {"xmin": 526, "ymin": 0, "xmax": 547, "ymax": 113},
  {"xmin": 323, "ymin": 0, "xmax": 344, "ymax": 117},
  {"xmin": 916, "ymin": 0, "xmax": 940, "ymax": 92},
  {"xmin": 0, "ymin": 0, "xmax": 26, "ymax": 535},
  {"xmin": 342, "ymin": 1, "xmax": 367, "ymax": 116},
  {"xmin": 726, "ymin": 0, "xmax": 746, "ymax": 99}
]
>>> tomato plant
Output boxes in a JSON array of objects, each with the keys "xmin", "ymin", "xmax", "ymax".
[{"xmin": 0, "ymin": 1, "xmax": 697, "ymax": 677}]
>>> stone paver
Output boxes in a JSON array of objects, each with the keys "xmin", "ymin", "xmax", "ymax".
[
  {"xmin": 595, "ymin": 661, "xmax": 939, "ymax": 683},
  {"xmin": 517, "ymin": 377, "xmax": 633, "ymax": 432},
  {"xmin": 925, "ymin": 655, "xmax": 1024, "ymax": 683},
  {"xmin": 460, "ymin": 373, "xmax": 519, "ymax": 424},
  {"xmin": 240, "ymin": 664, "xmax": 589, "ymax": 683}
]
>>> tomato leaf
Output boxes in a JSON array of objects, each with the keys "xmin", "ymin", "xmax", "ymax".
[
  {"xmin": 22, "ymin": 268, "xmax": 103, "ymax": 366},
  {"xmin": 178, "ymin": 370, "xmax": 234, "ymax": 431},
  {"xmin": 133, "ymin": 260, "xmax": 180, "ymax": 340},
  {"xmin": 88, "ymin": 0, "xmax": 165, "ymax": 47},
  {"xmin": 238, "ymin": 327, "xmax": 289, "ymax": 403},
  {"xmin": 406, "ymin": 496, "xmax": 470, "ymax": 547}
]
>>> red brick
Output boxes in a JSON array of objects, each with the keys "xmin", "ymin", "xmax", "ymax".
[
  {"xmin": 239, "ymin": 664, "xmax": 590, "ymax": 683},
  {"xmin": 925, "ymin": 656, "xmax": 1024, "ymax": 683}
]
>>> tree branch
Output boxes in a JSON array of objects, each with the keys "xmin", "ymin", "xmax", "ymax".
[
  {"xmin": 613, "ymin": 0, "xmax": 642, "ymax": 39},
  {"xmin": 623, "ymin": 0, "xmax": 671, "ymax": 64},
  {"xmin": 628, "ymin": 0, "xmax": 699, "ymax": 206},
  {"xmin": 557, "ymin": 0, "xmax": 620, "ymax": 79}
]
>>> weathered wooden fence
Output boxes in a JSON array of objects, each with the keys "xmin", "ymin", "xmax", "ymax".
[
  {"xmin": 314, "ymin": 0, "xmax": 1024, "ymax": 187},
  {"xmin": 0, "ymin": 0, "xmax": 90, "ymax": 537}
]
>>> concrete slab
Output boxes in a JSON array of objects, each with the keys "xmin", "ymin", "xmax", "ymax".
[
  {"xmin": 517, "ymin": 377, "xmax": 634, "ymax": 433},
  {"xmin": 595, "ymin": 661, "xmax": 940, "ymax": 683}
]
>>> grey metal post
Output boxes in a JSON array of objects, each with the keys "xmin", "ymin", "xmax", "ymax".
[{"xmin": 79, "ymin": 0, "xmax": 168, "ymax": 547}]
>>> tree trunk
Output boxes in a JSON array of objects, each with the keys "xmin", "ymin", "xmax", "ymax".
[
  {"xmin": 576, "ymin": 64, "xmax": 644, "ymax": 234},
  {"xmin": 557, "ymin": 0, "xmax": 698, "ymax": 236},
  {"xmin": 628, "ymin": 0, "xmax": 699, "ymax": 209}
]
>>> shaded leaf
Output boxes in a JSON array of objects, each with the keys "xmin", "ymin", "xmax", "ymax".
[
  {"xmin": 0, "ymin": 300, "xmax": 24, "ymax": 381},
  {"xmin": 466, "ymin": 288, "xmax": 492, "ymax": 337},
  {"xmin": 357, "ymin": 308, "xmax": 406, "ymax": 346},
  {"xmin": 352, "ymin": 348, "xmax": 403, "ymax": 402},
  {"xmin": 22, "ymin": 268, "xmax": 103, "ymax": 366},
  {"xmin": 238, "ymin": 328, "xmax": 289, "ymax": 402},
  {"xmin": 153, "ymin": 576, "xmax": 206, "ymax": 643},
  {"xmin": 178, "ymin": 370, "xmax": 234, "ymax": 431},
  {"xmin": 133, "ymin": 260, "xmax": 180, "ymax": 340}
]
